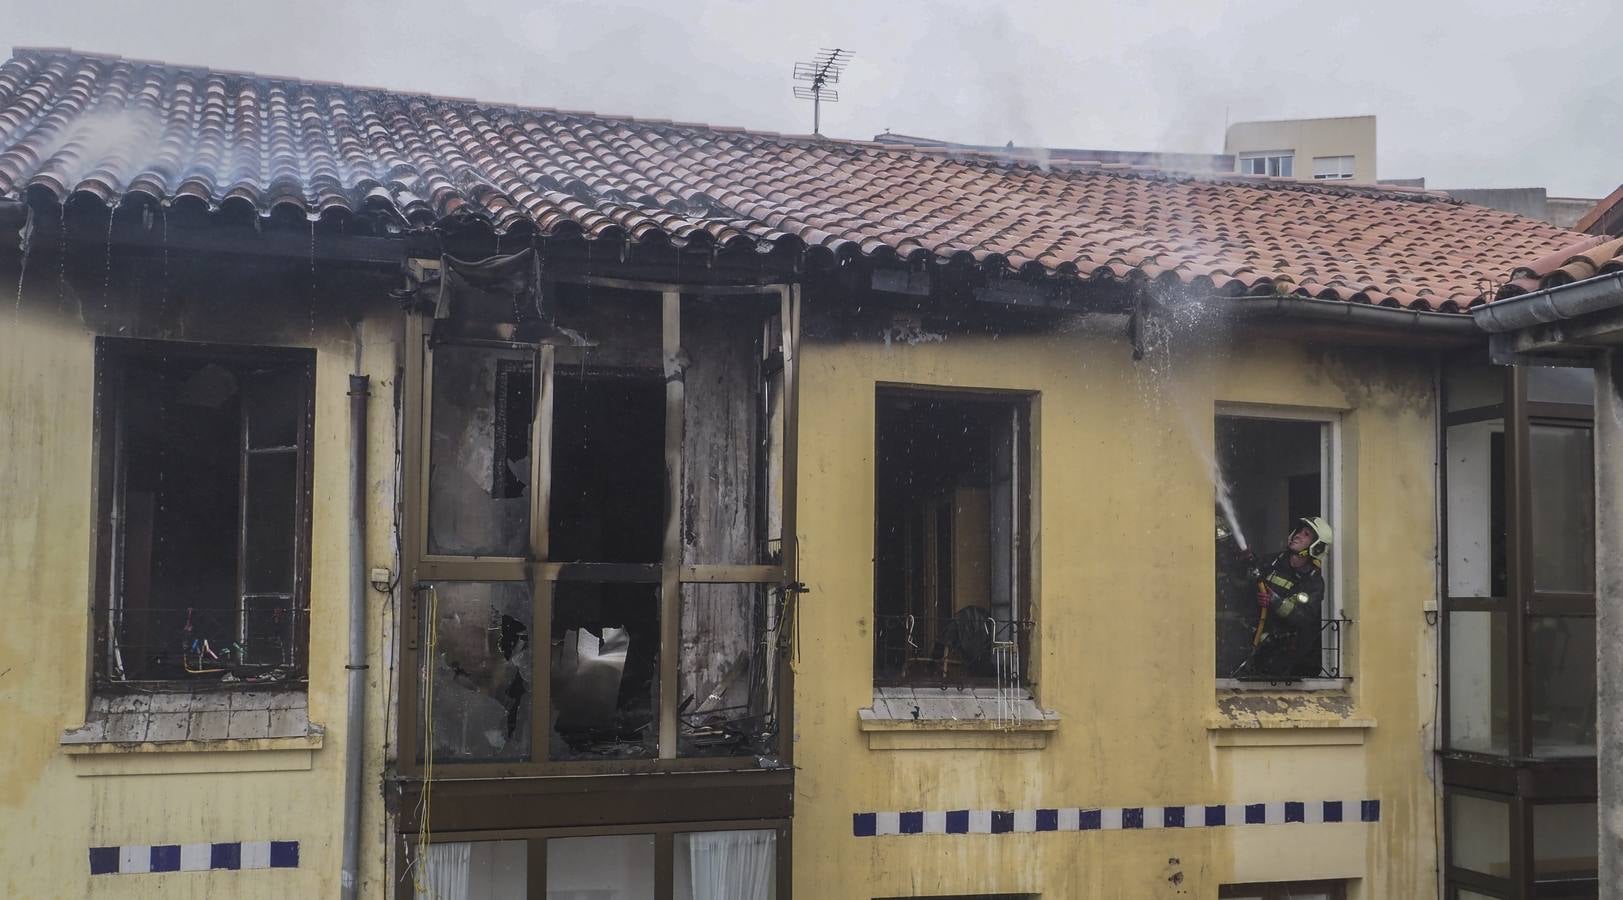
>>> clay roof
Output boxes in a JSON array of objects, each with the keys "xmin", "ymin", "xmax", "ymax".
[
  {"xmin": 1494, "ymin": 234, "xmax": 1623, "ymax": 299},
  {"xmin": 0, "ymin": 48, "xmax": 1594, "ymax": 311}
]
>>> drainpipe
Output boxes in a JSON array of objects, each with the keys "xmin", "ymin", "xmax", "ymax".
[{"xmin": 341, "ymin": 373, "xmax": 370, "ymax": 900}]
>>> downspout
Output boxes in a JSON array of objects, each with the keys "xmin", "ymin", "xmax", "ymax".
[{"xmin": 341, "ymin": 373, "xmax": 370, "ymax": 900}]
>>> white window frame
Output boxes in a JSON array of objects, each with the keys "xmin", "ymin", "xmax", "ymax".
[
  {"xmin": 1238, "ymin": 151, "xmax": 1295, "ymax": 178},
  {"xmin": 1213, "ymin": 402, "xmax": 1346, "ymax": 689},
  {"xmin": 1312, "ymin": 155, "xmax": 1356, "ymax": 181}
]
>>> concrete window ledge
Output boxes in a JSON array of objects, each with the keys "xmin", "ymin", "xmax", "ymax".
[
  {"xmin": 859, "ymin": 687, "xmax": 1060, "ymax": 750},
  {"xmin": 1206, "ymin": 689, "xmax": 1373, "ymax": 747},
  {"xmin": 61, "ymin": 689, "xmax": 323, "ymax": 775}
]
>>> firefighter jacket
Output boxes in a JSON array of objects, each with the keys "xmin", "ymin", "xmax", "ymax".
[{"xmin": 1258, "ymin": 552, "xmax": 1324, "ymax": 635}]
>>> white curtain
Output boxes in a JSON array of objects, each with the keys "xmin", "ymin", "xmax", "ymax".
[
  {"xmin": 683, "ymin": 830, "xmax": 775, "ymax": 900},
  {"xmin": 416, "ymin": 842, "xmax": 471, "ymax": 900},
  {"xmin": 416, "ymin": 840, "xmax": 527, "ymax": 900}
]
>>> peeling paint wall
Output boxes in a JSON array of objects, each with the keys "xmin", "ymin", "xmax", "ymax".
[
  {"xmin": 0, "ymin": 245, "xmax": 403, "ymax": 898},
  {"xmin": 791, "ymin": 319, "xmax": 1440, "ymax": 899}
]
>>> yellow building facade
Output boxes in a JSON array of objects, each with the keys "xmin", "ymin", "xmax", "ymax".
[
  {"xmin": 0, "ymin": 259, "xmax": 406, "ymax": 899},
  {"xmin": 790, "ymin": 321, "xmax": 1442, "ymax": 899}
]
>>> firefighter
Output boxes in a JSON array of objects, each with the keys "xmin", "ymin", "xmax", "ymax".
[{"xmin": 1239, "ymin": 516, "xmax": 1331, "ymax": 678}]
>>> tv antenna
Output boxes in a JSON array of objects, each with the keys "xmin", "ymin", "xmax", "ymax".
[{"xmin": 793, "ymin": 48, "xmax": 850, "ymax": 135}]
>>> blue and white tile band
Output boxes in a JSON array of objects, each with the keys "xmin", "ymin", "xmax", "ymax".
[
  {"xmin": 853, "ymin": 799, "xmax": 1378, "ymax": 837},
  {"xmin": 88, "ymin": 840, "xmax": 299, "ymax": 875}
]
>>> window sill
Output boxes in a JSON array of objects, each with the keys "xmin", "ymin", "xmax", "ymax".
[
  {"xmin": 859, "ymin": 687, "xmax": 1060, "ymax": 750},
  {"xmin": 1208, "ymin": 688, "xmax": 1373, "ymax": 747},
  {"xmin": 61, "ymin": 689, "xmax": 320, "ymax": 774},
  {"xmin": 1216, "ymin": 677, "xmax": 1351, "ymax": 692}
]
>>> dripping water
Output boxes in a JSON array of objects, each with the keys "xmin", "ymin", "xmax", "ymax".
[
  {"xmin": 103, "ymin": 201, "xmax": 118, "ymax": 311},
  {"xmin": 159, "ymin": 207, "xmax": 169, "ymax": 325},
  {"xmin": 13, "ymin": 204, "xmax": 33, "ymax": 323},
  {"xmin": 307, "ymin": 216, "xmax": 317, "ymax": 339},
  {"xmin": 55, "ymin": 203, "xmax": 67, "ymax": 306}
]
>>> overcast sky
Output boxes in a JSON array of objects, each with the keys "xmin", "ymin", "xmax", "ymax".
[{"xmin": 1, "ymin": 0, "xmax": 1618, "ymax": 197}]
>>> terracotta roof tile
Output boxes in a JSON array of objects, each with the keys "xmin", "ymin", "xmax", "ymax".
[{"xmin": 0, "ymin": 48, "xmax": 1589, "ymax": 311}]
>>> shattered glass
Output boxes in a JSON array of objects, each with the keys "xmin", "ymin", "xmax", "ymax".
[
  {"xmin": 550, "ymin": 582, "xmax": 658, "ymax": 760},
  {"xmin": 679, "ymin": 583, "xmax": 779, "ymax": 758},
  {"xmin": 420, "ymin": 581, "xmax": 534, "ymax": 763}
]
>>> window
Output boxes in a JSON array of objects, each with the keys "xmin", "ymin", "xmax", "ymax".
[
  {"xmin": 410, "ymin": 826, "xmax": 781, "ymax": 899},
  {"xmin": 405, "ymin": 269, "xmax": 796, "ymax": 770},
  {"xmin": 1214, "ymin": 410, "xmax": 1341, "ymax": 682},
  {"xmin": 1220, "ymin": 881, "xmax": 1348, "ymax": 900},
  {"xmin": 873, "ymin": 388, "xmax": 1032, "ymax": 688},
  {"xmin": 91, "ymin": 340, "xmax": 314, "ymax": 690},
  {"xmin": 1239, "ymin": 151, "xmax": 1294, "ymax": 178},
  {"xmin": 1312, "ymin": 155, "xmax": 1356, "ymax": 180}
]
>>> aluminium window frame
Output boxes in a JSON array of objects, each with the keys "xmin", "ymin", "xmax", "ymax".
[
  {"xmin": 1211, "ymin": 402, "xmax": 1347, "ymax": 687},
  {"xmin": 1238, "ymin": 150, "xmax": 1296, "ymax": 178},
  {"xmin": 396, "ymin": 277, "xmax": 801, "ymax": 779},
  {"xmin": 395, "ymin": 817, "xmax": 793, "ymax": 900},
  {"xmin": 1312, "ymin": 155, "xmax": 1356, "ymax": 180},
  {"xmin": 87, "ymin": 337, "xmax": 317, "ymax": 694}
]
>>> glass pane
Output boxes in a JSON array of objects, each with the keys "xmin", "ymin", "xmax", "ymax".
[
  {"xmin": 1449, "ymin": 793, "xmax": 1510, "ymax": 876},
  {"xmin": 1530, "ymin": 615, "xmax": 1597, "ymax": 755},
  {"xmin": 674, "ymin": 830, "xmax": 777, "ymax": 900},
  {"xmin": 551, "ymin": 582, "xmax": 659, "ymax": 760},
  {"xmin": 1445, "ymin": 364, "xmax": 1505, "ymax": 413},
  {"xmin": 1527, "ymin": 367, "xmax": 1594, "ymax": 406},
  {"xmin": 243, "ymin": 365, "xmax": 303, "ymax": 449},
  {"xmin": 1448, "ymin": 610, "xmax": 1510, "ymax": 754},
  {"xmin": 547, "ymin": 834, "xmax": 654, "ymax": 899},
  {"xmin": 1446, "ymin": 420, "xmax": 1507, "ymax": 599},
  {"xmin": 416, "ymin": 840, "xmax": 527, "ymax": 900},
  {"xmin": 242, "ymin": 451, "xmax": 298, "ymax": 595},
  {"xmin": 680, "ymin": 583, "xmax": 780, "ymax": 758},
  {"xmin": 420, "ymin": 581, "xmax": 533, "ymax": 763},
  {"xmin": 548, "ymin": 369, "xmax": 664, "ymax": 563},
  {"xmin": 1534, "ymin": 802, "xmax": 1597, "ymax": 878},
  {"xmin": 682, "ymin": 298, "xmax": 773, "ymax": 566},
  {"xmin": 1530, "ymin": 424, "xmax": 1594, "ymax": 593},
  {"xmin": 427, "ymin": 345, "xmax": 533, "ymax": 557}
]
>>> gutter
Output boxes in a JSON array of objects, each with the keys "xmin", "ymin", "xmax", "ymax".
[
  {"xmin": 1471, "ymin": 271, "xmax": 1623, "ymax": 333},
  {"xmin": 1224, "ymin": 295, "xmax": 1482, "ymax": 335}
]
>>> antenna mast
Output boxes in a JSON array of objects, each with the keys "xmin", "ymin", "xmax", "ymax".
[{"xmin": 793, "ymin": 48, "xmax": 850, "ymax": 136}]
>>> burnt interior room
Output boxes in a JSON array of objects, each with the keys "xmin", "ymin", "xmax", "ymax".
[
  {"xmin": 873, "ymin": 390, "xmax": 1019, "ymax": 685},
  {"xmin": 548, "ymin": 370, "xmax": 665, "ymax": 757},
  {"xmin": 103, "ymin": 351, "xmax": 304, "ymax": 683}
]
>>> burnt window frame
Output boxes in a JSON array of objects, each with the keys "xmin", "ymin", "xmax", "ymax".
[
  {"xmin": 1212, "ymin": 404, "xmax": 1347, "ymax": 687},
  {"xmin": 398, "ymin": 277, "xmax": 801, "ymax": 779},
  {"xmin": 88, "ymin": 338, "xmax": 316, "ymax": 693},
  {"xmin": 871, "ymin": 385, "xmax": 1036, "ymax": 690}
]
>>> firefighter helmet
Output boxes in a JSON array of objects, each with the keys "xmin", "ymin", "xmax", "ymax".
[{"xmin": 1290, "ymin": 516, "xmax": 1333, "ymax": 560}]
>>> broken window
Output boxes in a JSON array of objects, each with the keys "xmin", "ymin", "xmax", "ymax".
[
  {"xmin": 1214, "ymin": 413, "xmax": 1339, "ymax": 681},
  {"xmin": 409, "ymin": 274, "xmax": 794, "ymax": 769},
  {"xmin": 92, "ymin": 340, "xmax": 313, "ymax": 689},
  {"xmin": 873, "ymin": 389, "xmax": 1032, "ymax": 688},
  {"xmin": 420, "ymin": 581, "xmax": 534, "ymax": 762}
]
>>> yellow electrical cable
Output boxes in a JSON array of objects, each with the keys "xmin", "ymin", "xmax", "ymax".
[{"xmin": 413, "ymin": 586, "xmax": 438, "ymax": 898}]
